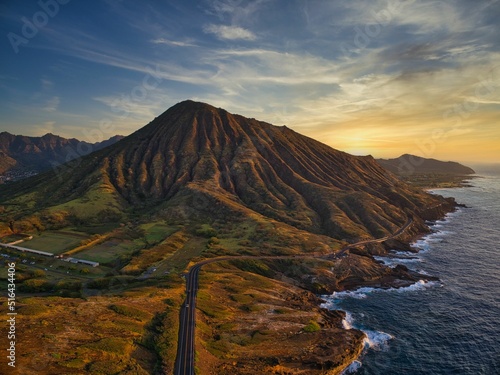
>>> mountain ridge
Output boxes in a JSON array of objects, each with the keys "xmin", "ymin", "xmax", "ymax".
[
  {"xmin": 1, "ymin": 100, "xmax": 453, "ymax": 243},
  {"xmin": 377, "ymin": 153, "xmax": 475, "ymax": 176},
  {"xmin": 0, "ymin": 131, "xmax": 124, "ymax": 178},
  {"xmin": 376, "ymin": 153, "xmax": 476, "ymax": 188}
]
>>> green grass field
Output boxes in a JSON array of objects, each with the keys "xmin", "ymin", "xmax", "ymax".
[
  {"xmin": 155, "ymin": 237, "xmax": 206, "ymax": 273},
  {"xmin": 22, "ymin": 231, "xmax": 90, "ymax": 255},
  {"xmin": 47, "ymin": 180, "xmax": 123, "ymax": 220},
  {"xmin": 71, "ymin": 223, "xmax": 119, "ymax": 235},
  {"xmin": 140, "ymin": 222, "xmax": 179, "ymax": 244},
  {"xmin": 75, "ymin": 239, "xmax": 143, "ymax": 264}
]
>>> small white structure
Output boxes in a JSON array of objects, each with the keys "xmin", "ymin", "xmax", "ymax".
[
  {"xmin": 0, "ymin": 243, "xmax": 54, "ymax": 257},
  {"xmin": 64, "ymin": 257, "xmax": 99, "ymax": 267},
  {"xmin": 0, "ymin": 242, "xmax": 99, "ymax": 267},
  {"xmin": 75, "ymin": 259, "xmax": 100, "ymax": 268}
]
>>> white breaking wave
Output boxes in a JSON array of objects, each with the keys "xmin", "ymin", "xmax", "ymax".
[
  {"xmin": 423, "ymin": 210, "xmax": 461, "ymax": 248},
  {"xmin": 335, "ymin": 310, "xmax": 394, "ymax": 374},
  {"xmin": 412, "ymin": 229, "xmax": 453, "ymax": 251},
  {"xmin": 342, "ymin": 311, "xmax": 354, "ymax": 330},
  {"xmin": 396, "ymin": 279, "xmax": 440, "ymax": 292},
  {"xmin": 412, "ymin": 238, "xmax": 431, "ymax": 251},
  {"xmin": 416, "ymin": 269, "xmax": 431, "ymax": 276},
  {"xmin": 331, "ymin": 288, "xmax": 371, "ymax": 300},
  {"xmin": 321, "ymin": 225, "xmax": 447, "ymax": 374},
  {"xmin": 393, "ymin": 250, "xmax": 418, "ymax": 256},
  {"xmin": 327, "ymin": 280, "xmax": 440, "ymax": 302},
  {"xmin": 374, "ymin": 255, "xmax": 423, "ymax": 269},
  {"xmin": 341, "ymin": 360, "xmax": 362, "ymax": 374},
  {"xmin": 363, "ymin": 329, "xmax": 394, "ymax": 350}
]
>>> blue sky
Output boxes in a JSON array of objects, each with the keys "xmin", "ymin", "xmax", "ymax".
[{"xmin": 1, "ymin": 0, "xmax": 499, "ymax": 162}]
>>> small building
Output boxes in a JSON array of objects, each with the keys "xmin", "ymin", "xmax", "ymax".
[
  {"xmin": 0, "ymin": 244, "xmax": 54, "ymax": 257},
  {"xmin": 75, "ymin": 259, "xmax": 100, "ymax": 267}
]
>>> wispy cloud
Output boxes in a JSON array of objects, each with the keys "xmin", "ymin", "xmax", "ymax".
[
  {"xmin": 151, "ymin": 38, "xmax": 197, "ymax": 47},
  {"xmin": 44, "ymin": 96, "xmax": 60, "ymax": 112},
  {"xmin": 35, "ymin": 27, "xmax": 212, "ymax": 86},
  {"xmin": 93, "ymin": 92, "xmax": 172, "ymax": 120},
  {"xmin": 2, "ymin": 0, "xmax": 498, "ymax": 162},
  {"xmin": 203, "ymin": 24, "xmax": 257, "ymax": 41},
  {"xmin": 41, "ymin": 78, "xmax": 54, "ymax": 90},
  {"xmin": 206, "ymin": 0, "xmax": 271, "ymax": 24},
  {"xmin": 334, "ymin": 0, "xmax": 469, "ymax": 34}
]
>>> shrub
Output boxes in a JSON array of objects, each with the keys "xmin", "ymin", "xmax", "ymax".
[
  {"xmin": 61, "ymin": 358, "xmax": 87, "ymax": 369},
  {"xmin": 206, "ymin": 339, "xmax": 229, "ymax": 358},
  {"xmin": 19, "ymin": 304, "xmax": 49, "ymax": 315},
  {"xmin": 87, "ymin": 360, "xmax": 126, "ymax": 374},
  {"xmin": 303, "ymin": 320, "xmax": 321, "ymax": 333},
  {"xmin": 55, "ymin": 280, "xmax": 82, "ymax": 291},
  {"xmin": 195, "ymin": 225, "xmax": 217, "ymax": 238},
  {"xmin": 87, "ymin": 278, "xmax": 109, "ymax": 289},
  {"xmin": 32, "ymin": 269, "xmax": 46, "ymax": 278},
  {"xmin": 208, "ymin": 236, "xmax": 219, "ymax": 245},
  {"xmin": 19, "ymin": 279, "xmax": 53, "ymax": 292},
  {"xmin": 108, "ymin": 304, "xmax": 150, "ymax": 321},
  {"xmin": 84, "ymin": 338, "xmax": 131, "ymax": 356}
]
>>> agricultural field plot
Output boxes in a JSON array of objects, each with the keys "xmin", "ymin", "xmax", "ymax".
[
  {"xmin": 154, "ymin": 236, "xmax": 206, "ymax": 273},
  {"xmin": 75, "ymin": 239, "xmax": 143, "ymax": 265},
  {"xmin": 22, "ymin": 231, "xmax": 89, "ymax": 255},
  {"xmin": 121, "ymin": 230, "xmax": 191, "ymax": 276},
  {"xmin": 71, "ymin": 223, "xmax": 120, "ymax": 235},
  {"xmin": 140, "ymin": 222, "xmax": 179, "ymax": 244}
]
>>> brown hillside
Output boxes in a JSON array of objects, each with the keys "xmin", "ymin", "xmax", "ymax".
[{"xmin": 1, "ymin": 100, "xmax": 452, "ymax": 241}]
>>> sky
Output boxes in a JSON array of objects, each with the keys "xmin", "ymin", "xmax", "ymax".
[{"xmin": 0, "ymin": 0, "xmax": 499, "ymax": 164}]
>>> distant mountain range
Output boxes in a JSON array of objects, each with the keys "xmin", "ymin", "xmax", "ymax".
[
  {"xmin": 0, "ymin": 132, "xmax": 124, "ymax": 178},
  {"xmin": 1, "ymin": 122, "xmax": 475, "ymax": 191},
  {"xmin": 1, "ymin": 100, "xmax": 454, "ymax": 241},
  {"xmin": 376, "ymin": 154, "xmax": 475, "ymax": 176}
]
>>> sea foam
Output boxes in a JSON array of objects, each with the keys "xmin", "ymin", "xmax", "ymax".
[
  {"xmin": 363, "ymin": 329, "xmax": 394, "ymax": 350},
  {"xmin": 335, "ymin": 310, "xmax": 393, "ymax": 374},
  {"xmin": 374, "ymin": 255, "xmax": 422, "ymax": 269},
  {"xmin": 321, "ymin": 279, "xmax": 440, "ymax": 373},
  {"xmin": 327, "ymin": 280, "xmax": 439, "ymax": 302},
  {"xmin": 326, "ymin": 214, "xmax": 456, "ymax": 373},
  {"xmin": 341, "ymin": 360, "xmax": 362, "ymax": 374},
  {"xmin": 342, "ymin": 311, "xmax": 354, "ymax": 330}
]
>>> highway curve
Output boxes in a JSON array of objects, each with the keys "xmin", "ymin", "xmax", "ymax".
[{"xmin": 173, "ymin": 217, "xmax": 413, "ymax": 374}]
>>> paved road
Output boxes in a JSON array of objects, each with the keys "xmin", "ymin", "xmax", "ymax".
[
  {"xmin": 174, "ymin": 263, "xmax": 200, "ymax": 375},
  {"xmin": 336, "ymin": 216, "xmax": 413, "ymax": 257},
  {"xmin": 173, "ymin": 217, "xmax": 414, "ymax": 374}
]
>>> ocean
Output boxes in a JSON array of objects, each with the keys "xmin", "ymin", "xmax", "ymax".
[{"xmin": 322, "ymin": 169, "xmax": 500, "ymax": 375}]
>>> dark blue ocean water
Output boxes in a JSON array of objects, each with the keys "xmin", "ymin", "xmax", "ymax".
[{"xmin": 322, "ymin": 170, "xmax": 500, "ymax": 375}]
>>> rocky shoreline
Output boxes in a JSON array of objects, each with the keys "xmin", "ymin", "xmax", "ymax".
[
  {"xmin": 202, "ymin": 198, "xmax": 460, "ymax": 375},
  {"xmin": 306, "ymin": 197, "xmax": 461, "ymax": 374}
]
